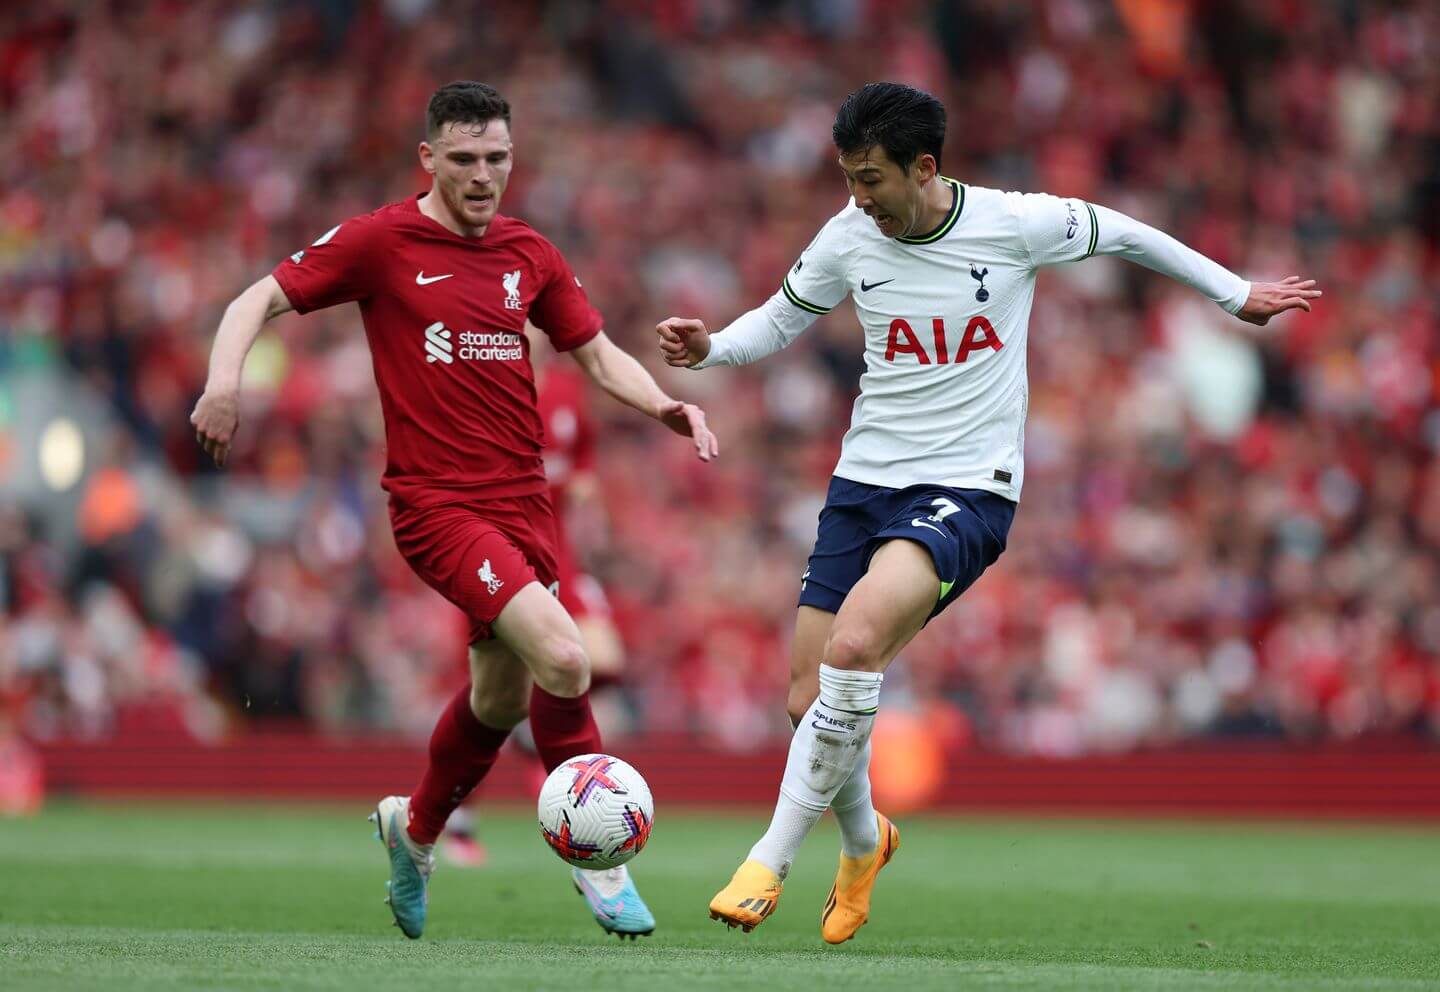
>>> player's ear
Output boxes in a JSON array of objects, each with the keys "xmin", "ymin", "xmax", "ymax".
[
  {"xmin": 914, "ymin": 153, "xmax": 938, "ymax": 185},
  {"xmin": 418, "ymin": 141, "xmax": 435, "ymax": 175}
]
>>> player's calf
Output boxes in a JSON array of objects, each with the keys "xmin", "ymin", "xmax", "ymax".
[{"xmin": 786, "ymin": 683, "xmax": 815, "ymax": 728}]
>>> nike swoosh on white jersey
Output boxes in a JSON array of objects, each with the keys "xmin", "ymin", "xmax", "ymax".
[
  {"xmin": 911, "ymin": 519, "xmax": 946, "ymax": 536},
  {"xmin": 416, "ymin": 272, "xmax": 454, "ymax": 285}
]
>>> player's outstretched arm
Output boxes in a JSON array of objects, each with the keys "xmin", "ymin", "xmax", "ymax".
[
  {"xmin": 191, "ymin": 275, "xmax": 294, "ymax": 467},
  {"xmin": 656, "ymin": 295, "xmax": 819, "ymax": 370},
  {"xmin": 569, "ymin": 331, "xmax": 718, "ymax": 462},
  {"xmin": 1087, "ymin": 203, "xmax": 1323, "ymax": 322}
]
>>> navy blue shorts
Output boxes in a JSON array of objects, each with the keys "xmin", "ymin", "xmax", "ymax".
[{"xmin": 798, "ymin": 476, "xmax": 1016, "ymax": 621}]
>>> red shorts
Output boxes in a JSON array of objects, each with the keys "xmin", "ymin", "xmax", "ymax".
[{"xmin": 390, "ymin": 493, "xmax": 560, "ymax": 644}]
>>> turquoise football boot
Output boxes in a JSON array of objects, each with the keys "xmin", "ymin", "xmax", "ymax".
[
  {"xmin": 369, "ymin": 796, "xmax": 434, "ymax": 939},
  {"xmin": 572, "ymin": 864, "xmax": 656, "ymax": 939}
]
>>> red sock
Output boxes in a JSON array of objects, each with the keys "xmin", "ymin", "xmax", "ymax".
[
  {"xmin": 407, "ymin": 685, "xmax": 510, "ymax": 845},
  {"xmin": 528, "ymin": 685, "xmax": 603, "ymax": 773}
]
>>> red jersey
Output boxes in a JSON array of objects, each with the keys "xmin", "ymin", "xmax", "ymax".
[
  {"xmin": 272, "ymin": 195, "xmax": 601, "ymax": 508},
  {"xmin": 536, "ymin": 363, "xmax": 595, "ymax": 514}
]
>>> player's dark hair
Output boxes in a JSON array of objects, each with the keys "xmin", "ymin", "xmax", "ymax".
[
  {"xmin": 832, "ymin": 82, "xmax": 946, "ymax": 174},
  {"xmin": 426, "ymin": 81, "xmax": 512, "ymax": 139}
]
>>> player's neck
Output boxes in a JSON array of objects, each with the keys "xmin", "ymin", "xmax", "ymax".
[
  {"xmin": 418, "ymin": 189, "xmax": 490, "ymax": 239},
  {"xmin": 911, "ymin": 177, "xmax": 953, "ymax": 236}
]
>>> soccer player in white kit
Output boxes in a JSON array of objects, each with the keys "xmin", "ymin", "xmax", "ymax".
[{"xmin": 656, "ymin": 82, "xmax": 1320, "ymax": 944}]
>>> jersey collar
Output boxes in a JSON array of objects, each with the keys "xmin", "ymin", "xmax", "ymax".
[
  {"xmin": 896, "ymin": 178, "xmax": 964, "ymax": 245},
  {"xmin": 411, "ymin": 192, "xmax": 506, "ymax": 242}
]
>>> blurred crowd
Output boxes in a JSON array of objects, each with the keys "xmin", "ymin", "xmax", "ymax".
[{"xmin": 2, "ymin": 0, "xmax": 1439, "ymax": 754}]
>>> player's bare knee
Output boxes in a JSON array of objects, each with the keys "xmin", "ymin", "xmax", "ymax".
[
  {"xmin": 534, "ymin": 636, "xmax": 591, "ymax": 696},
  {"xmin": 825, "ymin": 623, "xmax": 885, "ymax": 672}
]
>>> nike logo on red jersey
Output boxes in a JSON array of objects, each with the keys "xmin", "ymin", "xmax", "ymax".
[{"xmin": 416, "ymin": 271, "xmax": 454, "ymax": 285}]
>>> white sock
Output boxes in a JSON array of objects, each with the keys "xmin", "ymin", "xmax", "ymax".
[
  {"xmin": 784, "ymin": 709, "xmax": 880, "ymax": 857},
  {"xmin": 577, "ymin": 863, "xmax": 629, "ymax": 898},
  {"xmin": 830, "ymin": 739, "xmax": 879, "ymax": 857},
  {"xmin": 748, "ymin": 664, "xmax": 882, "ymax": 878}
]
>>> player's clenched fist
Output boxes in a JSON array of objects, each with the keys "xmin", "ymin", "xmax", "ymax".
[
  {"xmin": 190, "ymin": 389, "xmax": 239, "ymax": 467},
  {"xmin": 656, "ymin": 317, "xmax": 711, "ymax": 368}
]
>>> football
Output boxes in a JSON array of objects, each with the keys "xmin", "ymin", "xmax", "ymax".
[{"xmin": 537, "ymin": 753, "xmax": 654, "ymax": 869}]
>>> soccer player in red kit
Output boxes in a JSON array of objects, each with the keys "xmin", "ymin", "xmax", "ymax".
[{"xmin": 190, "ymin": 81, "xmax": 717, "ymax": 940}]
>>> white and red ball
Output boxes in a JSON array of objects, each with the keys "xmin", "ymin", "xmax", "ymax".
[{"xmin": 537, "ymin": 753, "xmax": 654, "ymax": 869}]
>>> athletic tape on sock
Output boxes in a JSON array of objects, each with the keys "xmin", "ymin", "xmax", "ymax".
[{"xmin": 817, "ymin": 663, "xmax": 882, "ymax": 713}]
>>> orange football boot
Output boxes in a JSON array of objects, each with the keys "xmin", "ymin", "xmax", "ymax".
[
  {"xmin": 820, "ymin": 812, "xmax": 900, "ymax": 944},
  {"xmin": 708, "ymin": 860, "xmax": 783, "ymax": 933}
]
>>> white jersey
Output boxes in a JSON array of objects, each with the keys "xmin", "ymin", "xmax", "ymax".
[{"xmin": 697, "ymin": 180, "xmax": 1250, "ymax": 500}]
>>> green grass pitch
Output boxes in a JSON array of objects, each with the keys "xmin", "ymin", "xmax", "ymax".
[{"xmin": 2, "ymin": 803, "xmax": 1438, "ymax": 990}]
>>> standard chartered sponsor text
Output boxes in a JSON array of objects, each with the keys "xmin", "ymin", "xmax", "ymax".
[
  {"xmin": 458, "ymin": 329, "xmax": 523, "ymax": 362},
  {"xmin": 423, "ymin": 321, "xmax": 525, "ymax": 363}
]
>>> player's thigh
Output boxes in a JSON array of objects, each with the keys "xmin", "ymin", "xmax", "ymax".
[
  {"xmin": 491, "ymin": 580, "xmax": 590, "ymax": 693},
  {"xmin": 466, "ymin": 639, "xmax": 532, "ymax": 729},
  {"xmin": 825, "ymin": 538, "xmax": 938, "ymax": 673},
  {"xmin": 787, "ymin": 605, "xmax": 835, "ymax": 722}
]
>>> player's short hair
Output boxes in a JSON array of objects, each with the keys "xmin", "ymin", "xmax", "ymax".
[
  {"xmin": 426, "ymin": 81, "xmax": 512, "ymax": 140},
  {"xmin": 832, "ymin": 82, "xmax": 946, "ymax": 174}
]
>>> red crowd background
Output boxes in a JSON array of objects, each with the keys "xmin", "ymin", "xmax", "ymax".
[{"xmin": 2, "ymin": 1, "xmax": 1439, "ymax": 810}]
